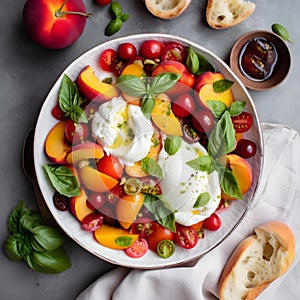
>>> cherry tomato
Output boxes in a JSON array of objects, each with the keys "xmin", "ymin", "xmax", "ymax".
[
  {"xmin": 131, "ymin": 217, "xmax": 155, "ymax": 237},
  {"xmin": 64, "ymin": 120, "xmax": 89, "ymax": 144},
  {"xmin": 161, "ymin": 42, "xmax": 188, "ymax": 63},
  {"xmin": 157, "ymin": 239, "xmax": 175, "ymax": 258},
  {"xmin": 140, "ymin": 178, "xmax": 162, "ymax": 195},
  {"xmin": 96, "ymin": 154, "xmax": 123, "ymax": 180},
  {"xmin": 175, "ymin": 224, "xmax": 199, "ymax": 249},
  {"xmin": 139, "ymin": 40, "xmax": 165, "ymax": 60},
  {"xmin": 51, "ymin": 104, "xmax": 67, "ymax": 120},
  {"xmin": 231, "ymin": 112, "xmax": 253, "ymax": 133},
  {"xmin": 203, "ymin": 213, "xmax": 221, "ymax": 231},
  {"xmin": 95, "ymin": 0, "xmax": 112, "ymax": 6},
  {"xmin": 125, "ymin": 238, "xmax": 148, "ymax": 258},
  {"xmin": 146, "ymin": 223, "xmax": 175, "ymax": 250},
  {"xmin": 53, "ymin": 191, "xmax": 69, "ymax": 211},
  {"xmin": 234, "ymin": 139, "xmax": 257, "ymax": 158},
  {"xmin": 111, "ymin": 58, "xmax": 126, "ymax": 77},
  {"xmin": 81, "ymin": 212, "xmax": 103, "ymax": 232},
  {"xmin": 117, "ymin": 43, "xmax": 137, "ymax": 61},
  {"xmin": 87, "ymin": 192, "xmax": 106, "ymax": 210},
  {"xmin": 181, "ymin": 121, "xmax": 201, "ymax": 144},
  {"xmin": 191, "ymin": 109, "xmax": 215, "ymax": 134},
  {"xmin": 172, "ymin": 93, "xmax": 196, "ymax": 118},
  {"xmin": 97, "ymin": 204, "xmax": 117, "ymax": 227},
  {"xmin": 99, "ymin": 48, "xmax": 117, "ymax": 72}
]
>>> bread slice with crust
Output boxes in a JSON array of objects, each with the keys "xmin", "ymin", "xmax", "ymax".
[
  {"xmin": 219, "ymin": 221, "xmax": 296, "ymax": 300},
  {"xmin": 206, "ymin": 0, "xmax": 255, "ymax": 29},
  {"xmin": 144, "ymin": 0, "xmax": 192, "ymax": 19}
]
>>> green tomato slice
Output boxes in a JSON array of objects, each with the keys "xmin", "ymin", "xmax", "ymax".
[{"xmin": 157, "ymin": 239, "xmax": 175, "ymax": 258}]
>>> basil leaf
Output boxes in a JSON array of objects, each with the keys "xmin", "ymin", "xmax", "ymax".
[
  {"xmin": 4, "ymin": 235, "xmax": 23, "ymax": 261},
  {"xmin": 186, "ymin": 47, "xmax": 200, "ymax": 74},
  {"xmin": 196, "ymin": 53, "xmax": 215, "ymax": 74},
  {"xmin": 117, "ymin": 75, "xmax": 147, "ymax": 97},
  {"xmin": 186, "ymin": 155, "xmax": 214, "ymax": 173},
  {"xmin": 59, "ymin": 75, "xmax": 80, "ymax": 111},
  {"xmin": 43, "ymin": 164, "xmax": 81, "ymax": 197},
  {"xmin": 31, "ymin": 226, "xmax": 64, "ymax": 251},
  {"xmin": 208, "ymin": 111, "xmax": 236, "ymax": 158},
  {"xmin": 143, "ymin": 194, "xmax": 176, "ymax": 232},
  {"xmin": 229, "ymin": 101, "xmax": 246, "ymax": 117},
  {"xmin": 213, "ymin": 79, "xmax": 234, "ymax": 93},
  {"xmin": 120, "ymin": 13, "xmax": 130, "ymax": 22},
  {"xmin": 115, "ymin": 236, "xmax": 133, "ymax": 247},
  {"xmin": 141, "ymin": 94, "xmax": 155, "ymax": 119},
  {"xmin": 193, "ymin": 192, "xmax": 211, "ymax": 208},
  {"xmin": 221, "ymin": 168, "xmax": 242, "ymax": 200},
  {"xmin": 141, "ymin": 157, "xmax": 163, "ymax": 179},
  {"xmin": 69, "ymin": 106, "xmax": 88, "ymax": 123},
  {"xmin": 207, "ymin": 100, "xmax": 228, "ymax": 118},
  {"xmin": 164, "ymin": 135, "xmax": 181, "ymax": 155},
  {"xmin": 105, "ymin": 18, "xmax": 122, "ymax": 36},
  {"xmin": 150, "ymin": 73, "xmax": 181, "ymax": 94},
  {"xmin": 26, "ymin": 247, "xmax": 71, "ymax": 274},
  {"xmin": 111, "ymin": 1, "xmax": 123, "ymax": 18},
  {"xmin": 271, "ymin": 23, "xmax": 293, "ymax": 42},
  {"xmin": 7, "ymin": 201, "xmax": 30, "ymax": 234},
  {"xmin": 19, "ymin": 213, "xmax": 42, "ymax": 232}
]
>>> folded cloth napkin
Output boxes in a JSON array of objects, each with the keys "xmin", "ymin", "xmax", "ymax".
[{"xmin": 77, "ymin": 123, "xmax": 300, "ymax": 300}]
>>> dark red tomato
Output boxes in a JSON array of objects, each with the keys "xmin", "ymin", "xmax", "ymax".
[
  {"xmin": 146, "ymin": 223, "xmax": 175, "ymax": 250},
  {"xmin": 81, "ymin": 212, "xmax": 103, "ymax": 232},
  {"xmin": 97, "ymin": 204, "xmax": 117, "ymax": 227},
  {"xmin": 99, "ymin": 48, "xmax": 117, "ymax": 72},
  {"xmin": 111, "ymin": 58, "xmax": 126, "ymax": 77},
  {"xmin": 234, "ymin": 139, "xmax": 257, "ymax": 158},
  {"xmin": 161, "ymin": 42, "xmax": 188, "ymax": 63},
  {"xmin": 191, "ymin": 109, "xmax": 215, "ymax": 134},
  {"xmin": 117, "ymin": 43, "xmax": 137, "ymax": 61},
  {"xmin": 125, "ymin": 238, "xmax": 148, "ymax": 258},
  {"xmin": 131, "ymin": 217, "xmax": 155, "ymax": 238},
  {"xmin": 53, "ymin": 191, "xmax": 69, "ymax": 211},
  {"xmin": 172, "ymin": 93, "xmax": 196, "ymax": 118},
  {"xmin": 139, "ymin": 40, "xmax": 165, "ymax": 60},
  {"xmin": 87, "ymin": 192, "xmax": 106, "ymax": 210},
  {"xmin": 203, "ymin": 213, "xmax": 221, "ymax": 231},
  {"xmin": 51, "ymin": 104, "xmax": 67, "ymax": 120},
  {"xmin": 231, "ymin": 112, "xmax": 253, "ymax": 133},
  {"xmin": 95, "ymin": 0, "xmax": 112, "ymax": 6},
  {"xmin": 182, "ymin": 123, "xmax": 201, "ymax": 143},
  {"xmin": 175, "ymin": 224, "xmax": 199, "ymax": 249},
  {"xmin": 105, "ymin": 185, "xmax": 125, "ymax": 205},
  {"xmin": 64, "ymin": 120, "xmax": 89, "ymax": 144},
  {"xmin": 96, "ymin": 155, "xmax": 123, "ymax": 180}
]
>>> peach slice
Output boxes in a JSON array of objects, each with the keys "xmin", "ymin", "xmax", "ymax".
[
  {"xmin": 69, "ymin": 189, "xmax": 94, "ymax": 222},
  {"xmin": 79, "ymin": 165, "xmax": 118, "ymax": 193},
  {"xmin": 151, "ymin": 94, "xmax": 182, "ymax": 136},
  {"xmin": 94, "ymin": 224, "xmax": 139, "ymax": 250},
  {"xmin": 77, "ymin": 65, "xmax": 119, "ymax": 102},
  {"xmin": 223, "ymin": 154, "xmax": 253, "ymax": 199},
  {"xmin": 44, "ymin": 120, "xmax": 71, "ymax": 164},
  {"xmin": 65, "ymin": 142, "xmax": 104, "ymax": 165}
]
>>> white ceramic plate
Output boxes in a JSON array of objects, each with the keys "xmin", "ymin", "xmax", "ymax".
[{"xmin": 34, "ymin": 33, "xmax": 263, "ymax": 269}]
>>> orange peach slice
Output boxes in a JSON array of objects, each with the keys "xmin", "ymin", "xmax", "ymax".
[
  {"xmin": 65, "ymin": 142, "xmax": 104, "ymax": 165},
  {"xmin": 44, "ymin": 121, "xmax": 71, "ymax": 164},
  {"xmin": 79, "ymin": 166, "xmax": 118, "ymax": 193},
  {"xmin": 77, "ymin": 65, "xmax": 119, "ymax": 102},
  {"xmin": 69, "ymin": 189, "xmax": 94, "ymax": 222},
  {"xmin": 94, "ymin": 224, "xmax": 139, "ymax": 250}
]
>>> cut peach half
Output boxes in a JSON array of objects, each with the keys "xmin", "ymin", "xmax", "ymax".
[
  {"xmin": 79, "ymin": 166, "xmax": 118, "ymax": 193},
  {"xmin": 69, "ymin": 189, "xmax": 94, "ymax": 222}
]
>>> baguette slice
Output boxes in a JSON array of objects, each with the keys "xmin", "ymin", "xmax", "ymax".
[
  {"xmin": 206, "ymin": 0, "xmax": 255, "ymax": 29},
  {"xmin": 219, "ymin": 221, "xmax": 295, "ymax": 300},
  {"xmin": 144, "ymin": 0, "xmax": 192, "ymax": 19}
]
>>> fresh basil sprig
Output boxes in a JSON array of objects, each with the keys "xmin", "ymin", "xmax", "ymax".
[
  {"xmin": 59, "ymin": 74, "xmax": 87, "ymax": 123},
  {"xmin": 141, "ymin": 157, "xmax": 163, "ymax": 180},
  {"xmin": 143, "ymin": 194, "xmax": 176, "ymax": 232},
  {"xmin": 117, "ymin": 73, "xmax": 180, "ymax": 118},
  {"xmin": 43, "ymin": 164, "xmax": 81, "ymax": 197},
  {"xmin": 4, "ymin": 201, "xmax": 71, "ymax": 273},
  {"xmin": 207, "ymin": 100, "xmax": 246, "ymax": 118}
]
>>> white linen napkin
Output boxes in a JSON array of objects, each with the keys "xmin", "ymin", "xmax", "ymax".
[{"xmin": 76, "ymin": 123, "xmax": 300, "ymax": 300}]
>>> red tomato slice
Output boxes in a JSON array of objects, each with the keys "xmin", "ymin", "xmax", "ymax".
[
  {"xmin": 161, "ymin": 42, "xmax": 188, "ymax": 63},
  {"xmin": 131, "ymin": 217, "xmax": 155, "ymax": 238},
  {"xmin": 81, "ymin": 213, "xmax": 103, "ymax": 232},
  {"xmin": 175, "ymin": 224, "xmax": 199, "ymax": 249},
  {"xmin": 231, "ymin": 112, "xmax": 253, "ymax": 133},
  {"xmin": 99, "ymin": 48, "xmax": 117, "ymax": 72},
  {"xmin": 125, "ymin": 238, "xmax": 148, "ymax": 258}
]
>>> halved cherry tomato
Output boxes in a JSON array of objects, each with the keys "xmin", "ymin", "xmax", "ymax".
[
  {"xmin": 97, "ymin": 204, "xmax": 117, "ymax": 227},
  {"xmin": 157, "ymin": 239, "xmax": 175, "ymax": 258},
  {"xmin": 64, "ymin": 120, "xmax": 89, "ymax": 144},
  {"xmin": 53, "ymin": 191, "xmax": 69, "ymax": 211},
  {"xmin": 139, "ymin": 40, "xmax": 165, "ymax": 60},
  {"xmin": 172, "ymin": 93, "xmax": 196, "ymax": 118},
  {"xmin": 131, "ymin": 217, "xmax": 155, "ymax": 237},
  {"xmin": 161, "ymin": 42, "xmax": 188, "ymax": 63},
  {"xmin": 99, "ymin": 48, "xmax": 117, "ymax": 72},
  {"xmin": 146, "ymin": 223, "xmax": 175, "ymax": 250},
  {"xmin": 203, "ymin": 213, "xmax": 221, "ymax": 231},
  {"xmin": 117, "ymin": 43, "xmax": 137, "ymax": 61},
  {"xmin": 181, "ymin": 120, "xmax": 201, "ymax": 144},
  {"xmin": 111, "ymin": 58, "xmax": 126, "ymax": 77},
  {"xmin": 106, "ymin": 185, "xmax": 125, "ymax": 205},
  {"xmin": 231, "ymin": 112, "xmax": 253, "ymax": 133},
  {"xmin": 96, "ymin": 154, "xmax": 123, "ymax": 180},
  {"xmin": 125, "ymin": 238, "xmax": 148, "ymax": 258},
  {"xmin": 81, "ymin": 212, "xmax": 103, "ymax": 231},
  {"xmin": 175, "ymin": 224, "xmax": 199, "ymax": 249},
  {"xmin": 51, "ymin": 104, "xmax": 67, "ymax": 120}
]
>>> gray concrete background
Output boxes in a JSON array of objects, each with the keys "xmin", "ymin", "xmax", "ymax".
[{"xmin": 1, "ymin": 0, "xmax": 299, "ymax": 299}]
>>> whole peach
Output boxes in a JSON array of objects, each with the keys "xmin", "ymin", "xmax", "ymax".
[{"xmin": 23, "ymin": 0, "xmax": 91, "ymax": 49}]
